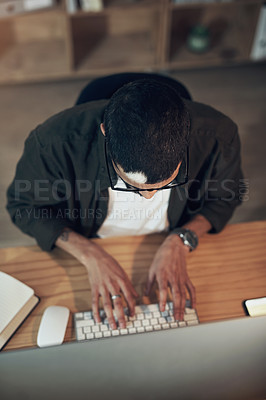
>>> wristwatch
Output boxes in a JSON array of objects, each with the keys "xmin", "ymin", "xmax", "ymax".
[{"xmin": 173, "ymin": 228, "xmax": 198, "ymax": 252}]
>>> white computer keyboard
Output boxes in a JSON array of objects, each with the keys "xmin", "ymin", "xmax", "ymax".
[{"xmin": 74, "ymin": 301, "xmax": 199, "ymax": 341}]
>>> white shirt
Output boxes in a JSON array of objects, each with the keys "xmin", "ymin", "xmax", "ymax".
[{"xmin": 98, "ymin": 178, "xmax": 171, "ymax": 238}]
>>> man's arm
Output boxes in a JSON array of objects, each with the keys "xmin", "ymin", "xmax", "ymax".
[
  {"xmin": 6, "ymin": 130, "xmax": 73, "ymax": 252},
  {"xmin": 182, "ymin": 214, "xmax": 212, "ymax": 237},
  {"xmin": 146, "ymin": 214, "xmax": 211, "ymax": 320},
  {"xmin": 147, "ymin": 123, "xmax": 244, "ymax": 320},
  {"xmin": 56, "ymin": 228, "xmax": 138, "ymax": 329}
]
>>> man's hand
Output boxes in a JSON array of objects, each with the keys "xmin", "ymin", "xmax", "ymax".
[
  {"xmin": 82, "ymin": 242, "xmax": 138, "ymax": 330},
  {"xmin": 146, "ymin": 234, "xmax": 196, "ymax": 321},
  {"xmin": 55, "ymin": 228, "xmax": 138, "ymax": 330}
]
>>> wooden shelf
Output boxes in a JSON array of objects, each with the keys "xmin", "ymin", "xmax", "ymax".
[
  {"xmin": 74, "ymin": 33, "xmax": 157, "ymax": 74},
  {"xmin": 0, "ymin": 40, "xmax": 69, "ymax": 84},
  {"xmin": 67, "ymin": 3, "xmax": 161, "ymax": 70},
  {"xmin": 165, "ymin": 1, "xmax": 261, "ymax": 69},
  {"xmin": 0, "ymin": 0, "xmax": 264, "ymax": 84}
]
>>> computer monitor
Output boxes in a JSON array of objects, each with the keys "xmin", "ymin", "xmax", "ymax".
[{"xmin": 0, "ymin": 316, "xmax": 266, "ymax": 400}]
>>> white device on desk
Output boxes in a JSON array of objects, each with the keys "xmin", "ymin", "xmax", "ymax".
[
  {"xmin": 1, "ymin": 316, "xmax": 266, "ymax": 400},
  {"xmin": 37, "ymin": 306, "xmax": 69, "ymax": 348},
  {"xmin": 244, "ymin": 296, "xmax": 266, "ymax": 317}
]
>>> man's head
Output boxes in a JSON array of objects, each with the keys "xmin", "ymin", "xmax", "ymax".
[{"xmin": 102, "ymin": 78, "xmax": 190, "ymax": 192}]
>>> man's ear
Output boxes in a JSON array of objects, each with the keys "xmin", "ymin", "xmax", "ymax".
[{"xmin": 100, "ymin": 123, "xmax": 106, "ymax": 136}]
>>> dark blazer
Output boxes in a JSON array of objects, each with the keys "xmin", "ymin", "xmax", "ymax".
[{"xmin": 6, "ymin": 99, "xmax": 243, "ymax": 251}]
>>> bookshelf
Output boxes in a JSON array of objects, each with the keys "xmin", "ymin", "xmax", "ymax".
[
  {"xmin": 163, "ymin": 0, "xmax": 262, "ymax": 69},
  {"xmin": 0, "ymin": 0, "xmax": 263, "ymax": 84}
]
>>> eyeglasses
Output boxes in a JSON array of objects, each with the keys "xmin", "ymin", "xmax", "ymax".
[{"xmin": 104, "ymin": 140, "xmax": 189, "ymax": 192}]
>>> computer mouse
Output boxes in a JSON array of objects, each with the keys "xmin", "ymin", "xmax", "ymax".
[{"xmin": 37, "ymin": 305, "xmax": 70, "ymax": 348}]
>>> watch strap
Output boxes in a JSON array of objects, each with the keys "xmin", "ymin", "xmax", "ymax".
[{"xmin": 171, "ymin": 228, "xmax": 198, "ymax": 252}]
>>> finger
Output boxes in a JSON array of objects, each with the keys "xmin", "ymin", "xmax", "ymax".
[
  {"xmin": 171, "ymin": 285, "xmax": 182, "ymax": 321},
  {"xmin": 101, "ymin": 290, "xmax": 117, "ymax": 330},
  {"xmin": 159, "ymin": 287, "xmax": 168, "ymax": 312},
  {"xmin": 91, "ymin": 289, "xmax": 101, "ymax": 324},
  {"xmin": 156, "ymin": 276, "xmax": 168, "ymax": 312},
  {"xmin": 186, "ymin": 279, "xmax": 196, "ymax": 309},
  {"xmin": 108, "ymin": 281, "xmax": 128, "ymax": 326},
  {"xmin": 179, "ymin": 287, "xmax": 187, "ymax": 321},
  {"xmin": 112, "ymin": 295, "xmax": 126, "ymax": 329},
  {"xmin": 119, "ymin": 282, "xmax": 137, "ymax": 317},
  {"xmin": 145, "ymin": 270, "xmax": 155, "ymax": 295}
]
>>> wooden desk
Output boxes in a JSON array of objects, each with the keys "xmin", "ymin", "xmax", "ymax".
[{"xmin": 1, "ymin": 221, "xmax": 266, "ymax": 351}]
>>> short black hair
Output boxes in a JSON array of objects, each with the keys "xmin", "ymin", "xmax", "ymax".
[{"xmin": 103, "ymin": 79, "xmax": 190, "ymax": 184}]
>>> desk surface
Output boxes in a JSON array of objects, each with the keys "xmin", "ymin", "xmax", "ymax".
[{"xmin": 1, "ymin": 221, "xmax": 266, "ymax": 351}]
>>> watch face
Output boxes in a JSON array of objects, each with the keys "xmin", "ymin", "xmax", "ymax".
[
  {"xmin": 182, "ymin": 230, "xmax": 198, "ymax": 251},
  {"xmin": 174, "ymin": 229, "xmax": 198, "ymax": 251},
  {"xmin": 183, "ymin": 231, "xmax": 198, "ymax": 250}
]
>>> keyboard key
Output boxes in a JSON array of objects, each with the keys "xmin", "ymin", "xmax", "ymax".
[
  {"xmin": 167, "ymin": 316, "xmax": 175, "ymax": 323},
  {"xmin": 146, "ymin": 304, "xmax": 159, "ymax": 312},
  {"xmin": 77, "ymin": 329, "xmax": 85, "ymax": 341},
  {"xmin": 185, "ymin": 307, "xmax": 195, "ymax": 314},
  {"xmin": 142, "ymin": 319, "xmax": 150, "ymax": 327},
  {"xmin": 86, "ymin": 333, "xmax": 94, "ymax": 340},
  {"xmin": 99, "ymin": 310, "xmax": 106, "ymax": 319},
  {"xmin": 184, "ymin": 313, "xmax": 197, "ymax": 321},
  {"xmin": 84, "ymin": 311, "xmax": 93, "ymax": 319},
  {"xmin": 161, "ymin": 311, "xmax": 169, "ymax": 318},
  {"xmin": 170, "ymin": 322, "xmax": 178, "ymax": 328},
  {"xmin": 187, "ymin": 320, "xmax": 199, "ymax": 326},
  {"xmin": 100, "ymin": 325, "xmax": 108, "ymax": 331},
  {"xmin": 120, "ymin": 329, "xmax": 128, "ymax": 335},
  {"xmin": 76, "ymin": 320, "xmax": 91, "ymax": 328},
  {"xmin": 144, "ymin": 312, "xmax": 152, "ymax": 319},
  {"xmin": 103, "ymin": 331, "xmax": 111, "ymax": 337},
  {"xmin": 95, "ymin": 332, "xmax": 103, "ymax": 339},
  {"xmin": 153, "ymin": 311, "xmax": 161, "ymax": 318},
  {"xmin": 112, "ymin": 330, "xmax": 119, "ymax": 336},
  {"xmin": 137, "ymin": 327, "xmax": 145, "ymax": 333},
  {"xmin": 129, "ymin": 327, "xmax": 137, "ymax": 334},
  {"xmin": 75, "ymin": 313, "xmax": 84, "ymax": 320},
  {"xmin": 145, "ymin": 326, "xmax": 153, "ymax": 332}
]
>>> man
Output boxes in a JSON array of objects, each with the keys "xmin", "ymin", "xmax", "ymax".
[{"xmin": 6, "ymin": 75, "xmax": 243, "ymax": 330}]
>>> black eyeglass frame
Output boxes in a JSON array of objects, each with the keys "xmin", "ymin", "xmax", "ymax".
[{"xmin": 104, "ymin": 139, "xmax": 189, "ymax": 192}]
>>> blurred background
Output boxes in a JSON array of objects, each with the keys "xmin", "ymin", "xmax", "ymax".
[{"xmin": 0, "ymin": 0, "xmax": 265, "ymax": 247}]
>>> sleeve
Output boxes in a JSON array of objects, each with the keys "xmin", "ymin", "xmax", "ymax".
[
  {"xmin": 6, "ymin": 131, "xmax": 74, "ymax": 252},
  {"xmin": 186, "ymin": 126, "xmax": 245, "ymax": 233}
]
